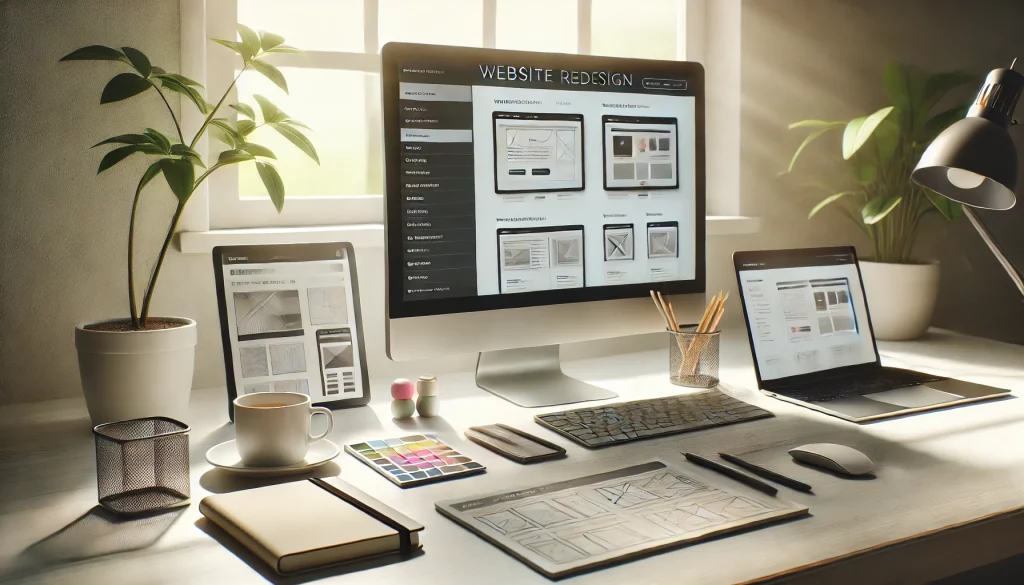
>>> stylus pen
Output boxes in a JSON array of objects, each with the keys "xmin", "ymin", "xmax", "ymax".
[
  {"xmin": 684, "ymin": 452, "xmax": 778, "ymax": 497},
  {"xmin": 719, "ymin": 452, "xmax": 813, "ymax": 493}
]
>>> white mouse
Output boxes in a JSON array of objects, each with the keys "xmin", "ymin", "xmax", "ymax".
[{"xmin": 789, "ymin": 443, "xmax": 874, "ymax": 476}]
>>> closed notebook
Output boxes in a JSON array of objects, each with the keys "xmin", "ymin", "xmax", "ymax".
[{"xmin": 199, "ymin": 478, "xmax": 423, "ymax": 574}]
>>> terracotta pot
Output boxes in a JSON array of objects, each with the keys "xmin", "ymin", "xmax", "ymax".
[
  {"xmin": 859, "ymin": 260, "xmax": 940, "ymax": 341},
  {"xmin": 75, "ymin": 318, "xmax": 197, "ymax": 425}
]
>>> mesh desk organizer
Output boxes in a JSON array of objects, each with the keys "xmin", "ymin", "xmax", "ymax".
[
  {"xmin": 93, "ymin": 417, "xmax": 191, "ymax": 516},
  {"xmin": 535, "ymin": 391, "xmax": 773, "ymax": 448}
]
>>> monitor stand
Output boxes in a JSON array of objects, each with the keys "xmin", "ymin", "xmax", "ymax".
[{"xmin": 475, "ymin": 345, "xmax": 618, "ymax": 408}]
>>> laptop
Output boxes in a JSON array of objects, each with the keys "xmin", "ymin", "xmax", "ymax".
[{"xmin": 733, "ymin": 246, "xmax": 1009, "ymax": 422}]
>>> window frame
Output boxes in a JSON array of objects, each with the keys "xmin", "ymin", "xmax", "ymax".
[{"xmin": 189, "ymin": 0, "xmax": 713, "ymax": 230}]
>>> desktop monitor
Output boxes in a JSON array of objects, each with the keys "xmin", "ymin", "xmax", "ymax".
[{"xmin": 382, "ymin": 43, "xmax": 706, "ymax": 406}]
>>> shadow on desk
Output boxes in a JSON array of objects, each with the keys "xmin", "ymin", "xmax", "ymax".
[
  {"xmin": 195, "ymin": 517, "xmax": 424, "ymax": 584},
  {"xmin": 200, "ymin": 462, "xmax": 343, "ymax": 494},
  {"xmin": 20, "ymin": 505, "xmax": 183, "ymax": 564}
]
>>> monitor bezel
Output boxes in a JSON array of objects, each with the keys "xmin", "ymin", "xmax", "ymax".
[
  {"xmin": 383, "ymin": 42, "xmax": 706, "ymax": 319},
  {"xmin": 732, "ymin": 246, "xmax": 884, "ymax": 391}
]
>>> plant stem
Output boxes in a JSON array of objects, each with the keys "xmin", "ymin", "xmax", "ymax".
[
  {"xmin": 150, "ymin": 82, "xmax": 185, "ymax": 145},
  {"xmin": 127, "ymin": 173, "xmax": 150, "ymax": 328},
  {"xmin": 139, "ymin": 202, "xmax": 186, "ymax": 325},
  {"xmin": 190, "ymin": 67, "xmax": 247, "ymax": 149}
]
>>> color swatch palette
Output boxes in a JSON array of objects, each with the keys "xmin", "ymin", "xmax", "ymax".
[{"xmin": 345, "ymin": 434, "xmax": 486, "ymax": 487}]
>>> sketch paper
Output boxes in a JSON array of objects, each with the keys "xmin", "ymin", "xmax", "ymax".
[{"xmin": 436, "ymin": 460, "xmax": 808, "ymax": 578}]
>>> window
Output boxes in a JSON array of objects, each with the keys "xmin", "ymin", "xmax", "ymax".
[{"xmin": 201, "ymin": 0, "xmax": 694, "ymax": 229}]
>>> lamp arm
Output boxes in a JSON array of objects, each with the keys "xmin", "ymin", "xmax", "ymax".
[{"xmin": 962, "ymin": 206, "xmax": 1024, "ymax": 299}]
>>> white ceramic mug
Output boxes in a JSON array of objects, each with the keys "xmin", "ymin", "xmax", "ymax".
[{"xmin": 233, "ymin": 392, "xmax": 334, "ymax": 466}]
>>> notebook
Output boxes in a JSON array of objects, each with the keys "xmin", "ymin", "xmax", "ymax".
[{"xmin": 199, "ymin": 477, "xmax": 423, "ymax": 575}]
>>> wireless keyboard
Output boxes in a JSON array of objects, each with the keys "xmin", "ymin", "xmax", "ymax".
[{"xmin": 535, "ymin": 391, "xmax": 773, "ymax": 448}]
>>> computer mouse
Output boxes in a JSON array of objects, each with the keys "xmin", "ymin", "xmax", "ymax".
[{"xmin": 788, "ymin": 443, "xmax": 874, "ymax": 476}]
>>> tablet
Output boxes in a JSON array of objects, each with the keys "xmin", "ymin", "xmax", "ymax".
[{"xmin": 213, "ymin": 243, "xmax": 370, "ymax": 418}]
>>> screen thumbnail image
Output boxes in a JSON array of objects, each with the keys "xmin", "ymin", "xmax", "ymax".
[
  {"xmin": 317, "ymin": 328, "xmax": 357, "ymax": 396},
  {"xmin": 603, "ymin": 224, "xmax": 634, "ymax": 261},
  {"xmin": 646, "ymin": 222, "xmax": 679, "ymax": 258},
  {"xmin": 493, "ymin": 112, "xmax": 584, "ymax": 194},
  {"xmin": 497, "ymin": 226, "xmax": 585, "ymax": 293},
  {"xmin": 810, "ymin": 278, "xmax": 858, "ymax": 335},
  {"xmin": 603, "ymin": 115, "xmax": 678, "ymax": 190},
  {"xmin": 233, "ymin": 290, "xmax": 303, "ymax": 341}
]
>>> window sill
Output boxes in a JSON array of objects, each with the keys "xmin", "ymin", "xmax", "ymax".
[{"xmin": 178, "ymin": 216, "xmax": 761, "ymax": 254}]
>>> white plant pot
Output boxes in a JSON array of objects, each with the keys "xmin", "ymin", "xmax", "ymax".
[
  {"xmin": 75, "ymin": 317, "xmax": 197, "ymax": 426},
  {"xmin": 859, "ymin": 260, "xmax": 940, "ymax": 341}
]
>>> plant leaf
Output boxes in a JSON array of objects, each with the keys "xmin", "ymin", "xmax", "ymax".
[
  {"xmin": 923, "ymin": 186, "xmax": 963, "ymax": 221},
  {"xmin": 100, "ymin": 73, "xmax": 152, "ymax": 104},
  {"xmin": 862, "ymin": 196, "xmax": 903, "ymax": 224},
  {"xmin": 137, "ymin": 144, "xmax": 169, "ymax": 155},
  {"xmin": 144, "ymin": 128, "xmax": 171, "ymax": 153},
  {"xmin": 211, "ymin": 38, "xmax": 244, "ymax": 55},
  {"xmin": 251, "ymin": 60, "xmax": 288, "ymax": 93},
  {"xmin": 97, "ymin": 145, "xmax": 140, "ymax": 174},
  {"xmin": 842, "ymin": 106, "xmax": 894, "ymax": 160},
  {"xmin": 237, "ymin": 119, "xmax": 257, "ymax": 136},
  {"xmin": 237, "ymin": 24, "xmax": 262, "ymax": 60},
  {"xmin": 92, "ymin": 134, "xmax": 154, "ymax": 147},
  {"xmin": 920, "ymin": 70, "xmax": 975, "ymax": 116},
  {"xmin": 230, "ymin": 103, "xmax": 256, "ymax": 120},
  {"xmin": 155, "ymin": 72, "xmax": 203, "ymax": 88},
  {"xmin": 170, "ymin": 144, "xmax": 206, "ymax": 168},
  {"xmin": 120, "ymin": 47, "xmax": 152, "ymax": 77},
  {"xmin": 882, "ymin": 61, "xmax": 925, "ymax": 119},
  {"xmin": 218, "ymin": 149, "xmax": 256, "ymax": 165},
  {"xmin": 160, "ymin": 77, "xmax": 208, "ymax": 113},
  {"xmin": 855, "ymin": 164, "xmax": 877, "ymax": 185},
  {"xmin": 256, "ymin": 161, "xmax": 285, "ymax": 212},
  {"xmin": 263, "ymin": 44, "xmax": 303, "ymax": 55},
  {"xmin": 209, "ymin": 124, "xmax": 240, "ymax": 149},
  {"xmin": 871, "ymin": 118, "xmax": 900, "ymax": 163},
  {"xmin": 259, "ymin": 31, "xmax": 285, "ymax": 51},
  {"xmin": 786, "ymin": 127, "xmax": 834, "ymax": 173},
  {"xmin": 140, "ymin": 161, "xmax": 163, "ymax": 190},
  {"xmin": 159, "ymin": 158, "xmax": 195, "ymax": 202},
  {"xmin": 150, "ymin": 66, "xmax": 166, "ymax": 75},
  {"xmin": 209, "ymin": 118, "xmax": 243, "ymax": 143},
  {"xmin": 270, "ymin": 123, "xmax": 319, "ymax": 164},
  {"xmin": 60, "ymin": 45, "xmax": 127, "ymax": 63},
  {"xmin": 809, "ymin": 191, "xmax": 857, "ymax": 219},
  {"xmin": 253, "ymin": 94, "xmax": 285, "ymax": 122},
  {"xmin": 241, "ymin": 143, "xmax": 276, "ymax": 158},
  {"xmin": 281, "ymin": 118, "xmax": 310, "ymax": 130},
  {"xmin": 788, "ymin": 120, "xmax": 844, "ymax": 130}
]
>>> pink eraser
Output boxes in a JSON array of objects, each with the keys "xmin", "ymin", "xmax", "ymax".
[{"xmin": 391, "ymin": 378, "xmax": 415, "ymax": 400}]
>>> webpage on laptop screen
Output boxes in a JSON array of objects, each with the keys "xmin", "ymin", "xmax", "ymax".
[{"xmin": 738, "ymin": 253, "xmax": 877, "ymax": 381}]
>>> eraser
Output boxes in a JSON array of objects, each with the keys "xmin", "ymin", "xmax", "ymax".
[
  {"xmin": 417, "ymin": 375, "xmax": 439, "ymax": 397},
  {"xmin": 416, "ymin": 395, "xmax": 439, "ymax": 417},
  {"xmin": 391, "ymin": 378, "xmax": 415, "ymax": 400},
  {"xmin": 391, "ymin": 399, "xmax": 416, "ymax": 419}
]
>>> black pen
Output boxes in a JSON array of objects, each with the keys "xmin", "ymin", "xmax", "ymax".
[
  {"xmin": 684, "ymin": 452, "xmax": 778, "ymax": 497},
  {"xmin": 719, "ymin": 452, "xmax": 813, "ymax": 493}
]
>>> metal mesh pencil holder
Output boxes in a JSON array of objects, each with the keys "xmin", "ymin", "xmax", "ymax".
[
  {"xmin": 93, "ymin": 417, "xmax": 191, "ymax": 516},
  {"xmin": 668, "ymin": 325, "xmax": 720, "ymax": 388}
]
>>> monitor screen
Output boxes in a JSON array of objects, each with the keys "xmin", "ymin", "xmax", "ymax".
[
  {"xmin": 383, "ymin": 43, "xmax": 704, "ymax": 318},
  {"xmin": 735, "ymin": 250, "xmax": 878, "ymax": 381}
]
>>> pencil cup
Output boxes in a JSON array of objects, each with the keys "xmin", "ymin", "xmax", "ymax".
[
  {"xmin": 668, "ymin": 325, "xmax": 720, "ymax": 388},
  {"xmin": 93, "ymin": 417, "xmax": 190, "ymax": 516}
]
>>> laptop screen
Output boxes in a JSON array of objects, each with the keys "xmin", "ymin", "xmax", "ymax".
[{"xmin": 736, "ymin": 249, "xmax": 878, "ymax": 381}]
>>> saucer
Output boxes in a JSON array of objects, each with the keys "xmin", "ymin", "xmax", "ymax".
[{"xmin": 206, "ymin": 439, "xmax": 340, "ymax": 477}]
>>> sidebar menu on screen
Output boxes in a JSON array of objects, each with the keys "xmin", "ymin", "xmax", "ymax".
[{"xmin": 398, "ymin": 79, "xmax": 477, "ymax": 301}]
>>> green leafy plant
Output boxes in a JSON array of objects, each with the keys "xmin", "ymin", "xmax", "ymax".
[
  {"xmin": 62, "ymin": 26, "xmax": 318, "ymax": 329},
  {"xmin": 785, "ymin": 61, "xmax": 975, "ymax": 263}
]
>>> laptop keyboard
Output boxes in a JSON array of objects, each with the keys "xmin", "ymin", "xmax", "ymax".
[{"xmin": 777, "ymin": 369, "xmax": 947, "ymax": 403}]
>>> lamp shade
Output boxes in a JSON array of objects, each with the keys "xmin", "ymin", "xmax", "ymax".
[{"xmin": 911, "ymin": 66, "xmax": 1022, "ymax": 211}]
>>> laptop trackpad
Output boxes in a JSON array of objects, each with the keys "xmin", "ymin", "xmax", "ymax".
[{"xmin": 863, "ymin": 386, "xmax": 964, "ymax": 408}]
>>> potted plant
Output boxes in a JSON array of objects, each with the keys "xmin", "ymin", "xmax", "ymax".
[
  {"xmin": 785, "ymin": 61, "xmax": 974, "ymax": 340},
  {"xmin": 64, "ymin": 26, "xmax": 319, "ymax": 425}
]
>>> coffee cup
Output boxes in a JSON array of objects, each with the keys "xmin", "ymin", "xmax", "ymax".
[{"xmin": 233, "ymin": 392, "xmax": 334, "ymax": 466}]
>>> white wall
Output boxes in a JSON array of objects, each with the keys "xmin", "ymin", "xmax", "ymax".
[{"xmin": 1, "ymin": 0, "xmax": 1020, "ymax": 406}]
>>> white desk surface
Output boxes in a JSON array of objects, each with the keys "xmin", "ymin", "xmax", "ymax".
[{"xmin": 2, "ymin": 328, "xmax": 1023, "ymax": 585}]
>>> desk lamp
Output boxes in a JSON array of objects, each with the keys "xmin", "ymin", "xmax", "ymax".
[{"xmin": 911, "ymin": 59, "xmax": 1024, "ymax": 297}]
